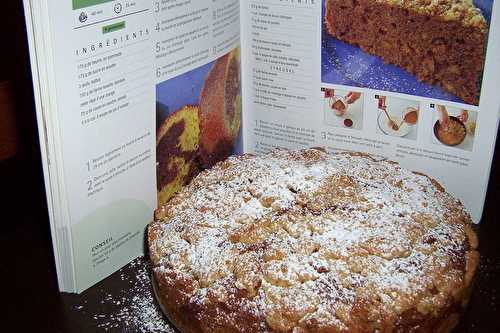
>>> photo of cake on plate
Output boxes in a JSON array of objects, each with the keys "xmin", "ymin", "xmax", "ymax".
[
  {"xmin": 155, "ymin": 48, "xmax": 242, "ymax": 208},
  {"xmin": 322, "ymin": 0, "xmax": 492, "ymax": 106}
]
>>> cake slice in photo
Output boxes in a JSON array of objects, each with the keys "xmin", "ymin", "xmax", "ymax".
[
  {"xmin": 324, "ymin": 0, "xmax": 488, "ymax": 105},
  {"xmin": 156, "ymin": 105, "xmax": 200, "ymax": 208},
  {"xmin": 199, "ymin": 47, "xmax": 242, "ymax": 168}
]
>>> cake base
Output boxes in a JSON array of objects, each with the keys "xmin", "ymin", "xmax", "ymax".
[
  {"xmin": 151, "ymin": 274, "xmax": 181, "ymax": 333},
  {"xmin": 151, "ymin": 257, "xmax": 478, "ymax": 333}
]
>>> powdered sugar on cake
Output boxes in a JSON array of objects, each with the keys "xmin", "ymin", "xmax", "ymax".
[{"xmin": 149, "ymin": 148, "xmax": 476, "ymax": 332}]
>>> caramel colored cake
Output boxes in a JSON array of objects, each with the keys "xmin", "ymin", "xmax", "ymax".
[
  {"xmin": 199, "ymin": 48, "xmax": 242, "ymax": 168},
  {"xmin": 149, "ymin": 148, "xmax": 479, "ymax": 332},
  {"xmin": 324, "ymin": 0, "xmax": 488, "ymax": 105},
  {"xmin": 156, "ymin": 105, "xmax": 200, "ymax": 208}
]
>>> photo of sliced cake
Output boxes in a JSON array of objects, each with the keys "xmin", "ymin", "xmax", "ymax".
[
  {"xmin": 156, "ymin": 105, "xmax": 200, "ymax": 208},
  {"xmin": 199, "ymin": 47, "xmax": 242, "ymax": 168},
  {"xmin": 324, "ymin": 0, "xmax": 489, "ymax": 105},
  {"xmin": 155, "ymin": 47, "xmax": 243, "ymax": 209}
]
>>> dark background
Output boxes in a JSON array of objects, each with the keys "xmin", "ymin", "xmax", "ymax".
[{"xmin": 1, "ymin": 1, "xmax": 499, "ymax": 332}]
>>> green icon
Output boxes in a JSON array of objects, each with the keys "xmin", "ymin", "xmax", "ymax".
[{"xmin": 102, "ymin": 21, "xmax": 126, "ymax": 34}]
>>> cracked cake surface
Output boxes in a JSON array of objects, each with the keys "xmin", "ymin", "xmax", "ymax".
[{"xmin": 149, "ymin": 148, "xmax": 478, "ymax": 332}]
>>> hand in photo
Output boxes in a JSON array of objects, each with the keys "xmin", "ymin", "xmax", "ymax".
[
  {"xmin": 458, "ymin": 110, "xmax": 469, "ymax": 124},
  {"xmin": 437, "ymin": 105, "xmax": 450, "ymax": 130},
  {"xmin": 322, "ymin": 87, "xmax": 364, "ymax": 130},
  {"xmin": 376, "ymin": 96, "xmax": 419, "ymax": 139},
  {"xmin": 378, "ymin": 96, "xmax": 387, "ymax": 111},
  {"xmin": 324, "ymin": 88, "xmax": 334, "ymax": 98},
  {"xmin": 345, "ymin": 91, "xmax": 361, "ymax": 104}
]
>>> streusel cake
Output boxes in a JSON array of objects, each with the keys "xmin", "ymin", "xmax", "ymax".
[
  {"xmin": 149, "ymin": 148, "xmax": 478, "ymax": 332},
  {"xmin": 324, "ymin": 0, "xmax": 488, "ymax": 105}
]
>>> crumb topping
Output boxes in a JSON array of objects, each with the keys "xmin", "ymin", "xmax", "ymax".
[
  {"xmin": 379, "ymin": 0, "xmax": 488, "ymax": 30},
  {"xmin": 150, "ymin": 148, "xmax": 475, "ymax": 332}
]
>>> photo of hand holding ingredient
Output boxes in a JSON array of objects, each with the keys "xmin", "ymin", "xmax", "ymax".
[
  {"xmin": 323, "ymin": 88, "xmax": 364, "ymax": 130},
  {"xmin": 433, "ymin": 105, "xmax": 476, "ymax": 151},
  {"xmin": 376, "ymin": 96, "xmax": 419, "ymax": 139}
]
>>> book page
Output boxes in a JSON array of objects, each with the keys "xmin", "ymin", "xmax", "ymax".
[
  {"xmin": 242, "ymin": 0, "xmax": 500, "ymax": 222},
  {"xmin": 153, "ymin": 0, "xmax": 242, "ymax": 209},
  {"xmin": 40, "ymin": 0, "xmax": 240, "ymax": 292}
]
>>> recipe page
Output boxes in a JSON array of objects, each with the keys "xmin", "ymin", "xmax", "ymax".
[
  {"xmin": 241, "ymin": 0, "xmax": 322, "ymax": 153},
  {"xmin": 242, "ymin": 0, "xmax": 500, "ymax": 222},
  {"xmin": 45, "ymin": 0, "xmax": 241, "ymax": 292}
]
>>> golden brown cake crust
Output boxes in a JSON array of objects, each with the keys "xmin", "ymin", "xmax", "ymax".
[{"xmin": 149, "ymin": 148, "xmax": 478, "ymax": 333}]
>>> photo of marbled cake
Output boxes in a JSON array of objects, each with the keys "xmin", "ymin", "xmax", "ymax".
[
  {"xmin": 155, "ymin": 48, "xmax": 242, "ymax": 208},
  {"xmin": 156, "ymin": 105, "xmax": 200, "ymax": 208},
  {"xmin": 149, "ymin": 148, "xmax": 479, "ymax": 332},
  {"xmin": 324, "ymin": 0, "xmax": 489, "ymax": 105},
  {"xmin": 199, "ymin": 48, "xmax": 242, "ymax": 168}
]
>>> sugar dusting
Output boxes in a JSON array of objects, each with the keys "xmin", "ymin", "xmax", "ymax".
[
  {"xmin": 78, "ymin": 257, "xmax": 175, "ymax": 332},
  {"xmin": 150, "ymin": 149, "xmax": 476, "ymax": 331}
]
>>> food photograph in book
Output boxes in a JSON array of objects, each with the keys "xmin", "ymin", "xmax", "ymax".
[
  {"xmin": 155, "ymin": 47, "xmax": 242, "ymax": 207},
  {"xmin": 431, "ymin": 104, "xmax": 477, "ymax": 152},
  {"xmin": 321, "ymin": 0, "xmax": 494, "ymax": 106},
  {"xmin": 375, "ymin": 95, "xmax": 419, "ymax": 140},
  {"xmin": 322, "ymin": 87, "xmax": 364, "ymax": 131}
]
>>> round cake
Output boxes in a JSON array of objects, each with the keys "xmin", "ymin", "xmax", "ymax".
[{"xmin": 149, "ymin": 148, "xmax": 479, "ymax": 333}]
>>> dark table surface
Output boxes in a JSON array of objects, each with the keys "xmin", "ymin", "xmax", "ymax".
[{"xmin": 1, "ymin": 146, "xmax": 500, "ymax": 332}]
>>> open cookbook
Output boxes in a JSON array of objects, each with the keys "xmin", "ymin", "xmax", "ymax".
[{"xmin": 23, "ymin": 0, "xmax": 500, "ymax": 293}]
